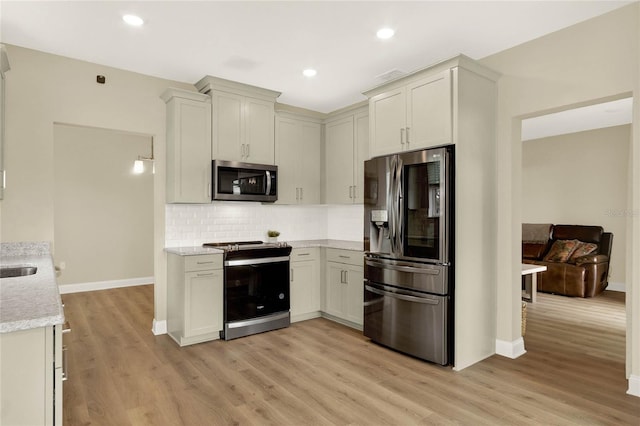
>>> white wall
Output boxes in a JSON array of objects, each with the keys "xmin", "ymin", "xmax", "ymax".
[
  {"xmin": 522, "ymin": 125, "xmax": 630, "ymax": 288},
  {"xmin": 480, "ymin": 3, "xmax": 639, "ymax": 394},
  {"xmin": 0, "ymin": 44, "xmax": 195, "ymax": 326},
  {"xmin": 53, "ymin": 124, "xmax": 154, "ymax": 286}
]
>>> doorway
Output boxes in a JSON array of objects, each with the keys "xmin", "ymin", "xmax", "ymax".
[
  {"xmin": 519, "ymin": 96, "xmax": 632, "ymax": 369},
  {"xmin": 53, "ymin": 124, "xmax": 154, "ymax": 290}
]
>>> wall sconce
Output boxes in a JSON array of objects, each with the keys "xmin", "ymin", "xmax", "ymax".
[{"xmin": 133, "ymin": 138, "xmax": 155, "ymax": 174}]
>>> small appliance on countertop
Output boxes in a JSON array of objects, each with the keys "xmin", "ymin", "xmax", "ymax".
[{"xmin": 203, "ymin": 240, "xmax": 292, "ymax": 340}]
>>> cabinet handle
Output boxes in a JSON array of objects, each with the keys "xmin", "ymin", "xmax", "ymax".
[
  {"xmin": 62, "ymin": 345, "xmax": 69, "ymax": 382},
  {"xmin": 291, "ymin": 268, "xmax": 294, "ymax": 281},
  {"xmin": 300, "ymin": 187, "xmax": 303, "ymax": 201},
  {"xmin": 406, "ymin": 127, "xmax": 411, "ymax": 145},
  {"xmin": 340, "ymin": 270, "xmax": 344, "ymax": 283},
  {"xmin": 196, "ymin": 272, "xmax": 214, "ymax": 277},
  {"xmin": 352, "ymin": 185, "xmax": 357, "ymax": 200},
  {"xmin": 348, "ymin": 185, "xmax": 352, "ymax": 199},
  {"xmin": 246, "ymin": 144, "xmax": 250, "ymax": 158},
  {"xmin": 297, "ymin": 253, "xmax": 310, "ymax": 256},
  {"xmin": 400, "ymin": 128, "xmax": 405, "ymax": 145},
  {"xmin": 296, "ymin": 188, "xmax": 299, "ymax": 201},
  {"xmin": 197, "ymin": 261, "xmax": 215, "ymax": 264},
  {"xmin": 1, "ymin": 170, "xmax": 5, "ymax": 190},
  {"xmin": 344, "ymin": 270, "xmax": 348, "ymax": 283},
  {"xmin": 339, "ymin": 255, "xmax": 350, "ymax": 259},
  {"xmin": 241, "ymin": 144, "xmax": 246, "ymax": 158}
]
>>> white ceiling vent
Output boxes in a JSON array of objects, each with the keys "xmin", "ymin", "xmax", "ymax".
[{"xmin": 375, "ymin": 69, "xmax": 406, "ymax": 83}]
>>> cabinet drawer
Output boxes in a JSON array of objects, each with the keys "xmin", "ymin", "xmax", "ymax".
[
  {"xmin": 291, "ymin": 247, "xmax": 320, "ymax": 262},
  {"xmin": 184, "ymin": 254, "xmax": 222, "ymax": 272},
  {"xmin": 325, "ymin": 248, "xmax": 363, "ymax": 267}
]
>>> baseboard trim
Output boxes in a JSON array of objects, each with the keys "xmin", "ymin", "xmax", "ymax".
[
  {"xmin": 58, "ymin": 276, "xmax": 154, "ymax": 294},
  {"xmin": 628, "ymin": 374, "xmax": 640, "ymax": 398},
  {"xmin": 606, "ymin": 281, "xmax": 625, "ymax": 292},
  {"xmin": 495, "ymin": 338, "xmax": 526, "ymax": 359},
  {"xmin": 152, "ymin": 319, "xmax": 167, "ymax": 335}
]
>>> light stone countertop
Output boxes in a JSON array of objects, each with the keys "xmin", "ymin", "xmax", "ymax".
[
  {"xmin": 288, "ymin": 239, "xmax": 363, "ymax": 252},
  {"xmin": 164, "ymin": 246, "xmax": 224, "ymax": 256},
  {"xmin": 0, "ymin": 242, "xmax": 65, "ymax": 333},
  {"xmin": 164, "ymin": 239, "xmax": 363, "ymax": 256}
]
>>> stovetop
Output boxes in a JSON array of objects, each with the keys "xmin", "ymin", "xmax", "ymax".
[{"xmin": 203, "ymin": 240, "xmax": 292, "ymax": 259}]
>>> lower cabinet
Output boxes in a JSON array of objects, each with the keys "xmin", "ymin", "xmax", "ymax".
[
  {"xmin": 0, "ymin": 324, "xmax": 63, "ymax": 425},
  {"xmin": 167, "ymin": 253, "xmax": 223, "ymax": 346},
  {"xmin": 323, "ymin": 248, "xmax": 364, "ymax": 327},
  {"xmin": 290, "ymin": 248, "xmax": 321, "ymax": 322}
]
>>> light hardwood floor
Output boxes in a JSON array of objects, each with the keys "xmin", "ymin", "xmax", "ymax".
[{"xmin": 62, "ymin": 286, "xmax": 640, "ymax": 425}]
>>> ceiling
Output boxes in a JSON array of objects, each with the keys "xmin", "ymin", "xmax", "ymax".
[{"xmin": 0, "ymin": 1, "xmax": 634, "ymax": 115}]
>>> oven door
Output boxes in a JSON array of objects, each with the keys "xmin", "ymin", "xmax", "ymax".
[
  {"xmin": 363, "ymin": 281, "xmax": 449, "ymax": 365},
  {"xmin": 224, "ymin": 256, "xmax": 290, "ymax": 323}
]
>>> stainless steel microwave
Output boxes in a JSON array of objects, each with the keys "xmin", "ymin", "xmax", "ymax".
[{"xmin": 212, "ymin": 160, "xmax": 277, "ymax": 202}]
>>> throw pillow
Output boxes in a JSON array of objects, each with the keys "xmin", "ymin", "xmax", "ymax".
[
  {"xmin": 569, "ymin": 241, "xmax": 598, "ymax": 261},
  {"xmin": 543, "ymin": 239, "xmax": 580, "ymax": 263}
]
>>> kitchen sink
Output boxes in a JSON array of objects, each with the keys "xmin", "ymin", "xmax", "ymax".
[{"xmin": 0, "ymin": 266, "xmax": 38, "ymax": 278}]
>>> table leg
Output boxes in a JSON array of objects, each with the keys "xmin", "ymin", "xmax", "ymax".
[{"xmin": 531, "ymin": 273, "xmax": 537, "ymax": 303}]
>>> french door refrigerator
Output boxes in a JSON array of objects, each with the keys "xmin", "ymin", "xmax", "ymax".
[{"xmin": 363, "ymin": 145, "xmax": 454, "ymax": 365}]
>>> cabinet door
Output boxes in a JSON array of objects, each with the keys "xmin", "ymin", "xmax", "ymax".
[
  {"xmin": 325, "ymin": 262, "xmax": 348, "ymax": 318},
  {"xmin": 290, "ymin": 260, "xmax": 320, "ymax": 317},
  {"xmin": 325, "ymin": 116, "xmax": 355, "ymax": 204},
  {"xmin": 244, "ymin": 97, "xmax": 275, "ymax": 164},
  {"xmin": 345, "ymin": 265, "xmax": 364, "ymax": 325},
  {"xmin": 213, "ymin": 91, "xmax": 243, "ymax": 161},
  {"xmin": 166, "ymin": 96, "xmax": 212, "ymax": 203},
  {"xmin": 274, "ymin": 116, "xmax": 300, "ymax": 204},
  {"xmin": 353, "ymin": 112, "xmax": 369, "ymax": 203},
  {"xmin": 297, "ymin": 120, "xmax": 321, "ymax": 204},
  {"xmin": 0, "ymin": 66, "xmax": 5, "ymax": 200},
  {"xmin": 184, "ymin": 270, "xmax": 223, "ymax": 338},
  {"xmin": 406, "ymin": 70, "xmax": 452, "ymax": 150},
  {"xmin": 369, "ymin": 88, "xmax": 406, "ymax": 157}
]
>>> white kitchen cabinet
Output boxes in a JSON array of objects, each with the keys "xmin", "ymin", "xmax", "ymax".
[
  {"xmin": 162, "ymin": 88, "xmax": 212, "ymax": 204},
  {"xmin": 275, "ymin": 111, "xmax": 322, "ymax": 204},
  {"xmin": 323, "ymin": 248, "xmax": 364, "ymax": 327},
  {"xmin": 367, "ymin": 69, "xmax": 452, "ymax": 157},
  {"xmin": 167, "ymin": 253, "xmax": 223, "ymax": 346},
  {"xmin": 0, "ymin": 44, "xmax": 9, "ymax": 200},
  {"xmin": 196, "ymin": 76, "xmax": 280, "ymax": 165},
  {"xmin": 290, "ymin": 247, "xmax": 321, "ymax": 322},
  {"xmin": 1, "ymin": 324, "xmax": 63, "ymax": 425},
  {"xmin": 325, "ymin": 105, "xmax": 369, "ymax": 204}
]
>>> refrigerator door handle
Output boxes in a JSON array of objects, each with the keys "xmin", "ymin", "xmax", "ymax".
[
  {"xmin": 365, "ymin": 284, "xmax": 440, "ymax": 305},
  {"xmin": 395, "ymin": 157, "xmax": 404, "ymax": 255}
]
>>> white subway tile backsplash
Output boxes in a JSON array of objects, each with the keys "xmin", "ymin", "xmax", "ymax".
[{"xmin": 165, "ymin": 202, "xmax": 364, "ymax": 247}]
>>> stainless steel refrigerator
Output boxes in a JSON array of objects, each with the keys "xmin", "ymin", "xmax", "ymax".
[{"xmin": 363, "ymin": 145, "xmax": 454, "ymax": 365}]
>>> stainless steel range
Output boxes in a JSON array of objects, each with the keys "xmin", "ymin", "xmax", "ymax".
[{"xmin": 203, "ymin": 241, "xmax": 292, "ymax": 340}]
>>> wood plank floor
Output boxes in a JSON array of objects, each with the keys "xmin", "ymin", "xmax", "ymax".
[{"xmin": 62, "ymin": 286, "xmax": 640, "ymax": 425}]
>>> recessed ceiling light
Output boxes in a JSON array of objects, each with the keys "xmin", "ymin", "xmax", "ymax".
[
  {"xmin": 376, "ymin": 27, "xmax": 395, "ymax": 40},
  {"xmin": 123, "ymin": 14, "xmax": 144, "ymax": 26},
  {"xmin": 302, "ymin": 69, "xmax": 317, "ymax": 77}
]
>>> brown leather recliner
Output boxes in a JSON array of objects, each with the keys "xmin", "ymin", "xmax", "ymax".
[{"xmin": 522, "ymin": 224, "xmax": 613, "ymax": 298}]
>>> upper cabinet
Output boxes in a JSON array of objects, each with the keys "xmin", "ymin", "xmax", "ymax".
[
  {"xmin": 275, "ymin": 108, "xmax": 322, "ymax": 205},
  {"xmin": 0, "ymin": 44, "xmax": 9, "ymax": 200},
  {"xmin": 196, "ymin": 76, "xmax": 280, "ymax": 165},
  {"xmin": 364, "ymin": 55, "xmax": 498, "ymax": 158},
  {"xmin": 162, "ymin": 88, "xmax": 212, "ymax": 204},
  {"xmin": 324, "ymin": 104, "xmax": 369, "ymax": 204}
]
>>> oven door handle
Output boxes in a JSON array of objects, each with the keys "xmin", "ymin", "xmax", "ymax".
[
  {"xmin": 225, "ymin": 256, "xmax": 290, "ymax": 267},
  {"xmin": 365, "ymin": 284, "xmax": 440, "ymax": 305}
]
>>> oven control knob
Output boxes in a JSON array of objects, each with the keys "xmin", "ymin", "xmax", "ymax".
[{"xmin": 279, "ymin": 293, "xmax": 285, "ymax": 300}]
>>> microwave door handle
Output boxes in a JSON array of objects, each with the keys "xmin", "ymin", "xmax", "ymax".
[{"xmin": 265, "ymin": 170, "xmax": 272, "ymax": 196}]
